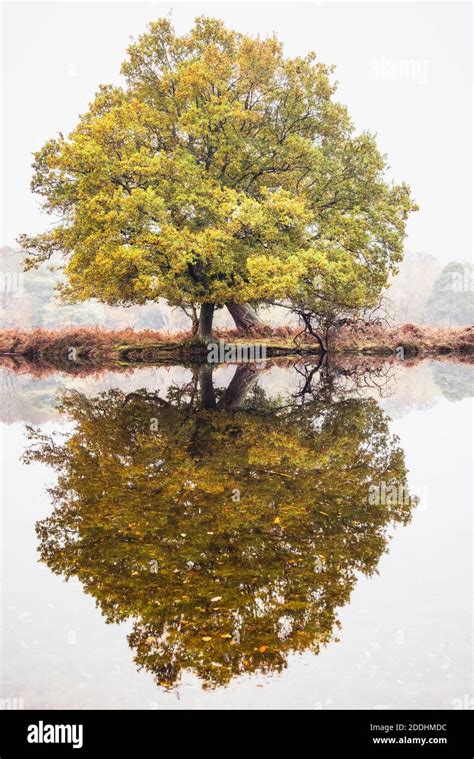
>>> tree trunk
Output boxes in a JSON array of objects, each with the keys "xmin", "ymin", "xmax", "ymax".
[
  {"xmin": 197, "ymin": 303, "xmax": 215, "ymax": 343},
  {"xmin": 226, "ymin": 302, "xmax": 266, "ymax": 333},
  {"xmin": 198, "ymin": 364, "xmax": 216, "ymax": 409},
  {"xmin": 301, "ymin": 312, "xmax": 327, "ymax": 354},
  {"xmin": 178, "ymin": 304, "xmax": 199, "ymax": 336},
  {"xmin": 188, "ymin": 305, "xmax": 199, "ymax": 336}
]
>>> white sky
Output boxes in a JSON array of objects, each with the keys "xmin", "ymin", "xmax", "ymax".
[{"xmin": 1, "ymin": 1, "xmax": 472, "ymax": 264}]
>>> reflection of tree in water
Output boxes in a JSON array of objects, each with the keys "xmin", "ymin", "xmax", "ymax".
[
  {"xmin": 431, "ymin": 361, "xmax": 474, "ymax": 402},
  {"xmin": 24, "ymin": 364, "xmax": 414, "ymax": 689}
]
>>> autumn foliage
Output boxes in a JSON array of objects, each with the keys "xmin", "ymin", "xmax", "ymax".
[{"xmin": 19, "ymin": 16, "xmax": 416, "ymax": 340}]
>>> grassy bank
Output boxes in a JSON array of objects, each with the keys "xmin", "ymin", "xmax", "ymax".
[{"xmin": 0, "ymin": 323, "xmax": 472, "ymax": 368}]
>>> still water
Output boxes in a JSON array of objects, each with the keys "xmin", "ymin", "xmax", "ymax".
[{"xmin": 1, "ymin": 358, "xmax": 472, "ymax": 709}]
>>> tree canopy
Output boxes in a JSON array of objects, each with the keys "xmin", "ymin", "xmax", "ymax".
[
  {"xmin": 20, "ymin": 16, "xmax": 416, "ymax": 339},
  {"xmin": 25, "ymin": 367, "xmax": 414, "ymax": 688}
]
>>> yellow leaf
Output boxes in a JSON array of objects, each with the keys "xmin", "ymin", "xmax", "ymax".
[
  {"xmin": 258, "ymin": 645, "xmax": 268, "ymax": 653},
  {"xmin": 273, "ymin": 516, "xmax": 281, "ymax": 524},
  {"xmin": 202, "ymin": 636, "xmax": 212, "ymax": 642}
]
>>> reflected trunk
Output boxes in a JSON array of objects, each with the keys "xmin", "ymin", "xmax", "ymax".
[
  {"xmin": 199, "ymin": 364, "xmax": 267, "ymax": 410},
  {"xmin": 198, "ymin": 364, "xmax": 216, "ymax": 409},
  {"xmin": 219, "ymin": 364, "xmax": 266, "ymax": 409}
]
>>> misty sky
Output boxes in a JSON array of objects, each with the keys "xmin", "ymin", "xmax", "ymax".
[{"xmin": 1, "ymin": 1, "xmax": 472, "ymax": 264}]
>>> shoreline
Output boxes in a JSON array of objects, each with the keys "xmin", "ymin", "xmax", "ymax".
[
  {"xmin": 0, "ymin": 324, "xmax": 472, "ymax": 370},
  {"xmin": 0, "ymin": 324, "xmax": 472, "ymax": 378}
]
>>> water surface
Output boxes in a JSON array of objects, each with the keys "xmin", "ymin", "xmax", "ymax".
[{"xmin": 1, "ymin": 358, "xmax": 472, "ymax": 709}]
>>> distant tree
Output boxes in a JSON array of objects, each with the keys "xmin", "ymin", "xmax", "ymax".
[
  {"xmin": 20, "ymin": 17, "xmax": 416, "ymax": 342},
  {"xmin": 425, "ymin": 262, "xmax": 473, "ymax": 326},
  {"xmin": 0, "ymin": 247, "xmax": 172, "ymax": 330},
  {"xmin": 432, "ymin": 362, "xmax": 474, "ymax": 402},
  {"xmin": 383, "ymin": 251, "xmax": 440, "ymax": 324}
]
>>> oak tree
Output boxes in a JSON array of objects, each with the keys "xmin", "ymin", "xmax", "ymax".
[{"xmin": 20, "ymin": 17, "xmax": 416, "ymax": 341}]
